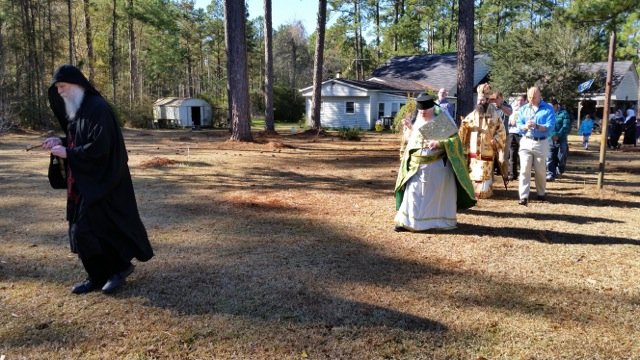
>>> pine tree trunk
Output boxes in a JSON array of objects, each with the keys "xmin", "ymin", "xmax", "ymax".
[
  {"xmin": 20, "ymin": 0, "xmax": 41, "ymax": 126},
  {"xmin": 67, "ymin": 0, "xmax": 74, "ymax": 64},
  {"xmin": 311, "ymin": 0, "xmax": 327, "ymax": 130},
  {"xmin": 224, "ymin": 0, "xmax": 252, "ymax": 141},
  {"xmin": 110, "ymin": 0, "xmax": 117, "ymax": 104},
  {"xmin": 375, "ymin": 0, "xmax": 380, "ymax": 63},
  {"xmin": 456, "ymin": 0, "xmax": 474, "ymax": 126},
  {"xmin": 127, "ymin": 0, "xmax": 138, "ymax": 106},
  {"xmin": 84, "ymin": 0, "xmax": 95, "ymax": 82},
  {"xmin": 263, "ymin": 0, "xmax": 275, "ymax": 132},
  {"xmin": 0, "ymin": 17, "xmax": 5, "ymax": 122}
]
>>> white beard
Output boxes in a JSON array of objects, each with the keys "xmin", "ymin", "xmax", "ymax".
[{"xmin": 62, "ymin": 86, "xmax": 85, "ymax": 120}]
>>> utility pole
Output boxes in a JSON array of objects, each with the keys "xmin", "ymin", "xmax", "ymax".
[{"xmin": 597, "ymin": 31, "xmax": 616, "ymax": 189}]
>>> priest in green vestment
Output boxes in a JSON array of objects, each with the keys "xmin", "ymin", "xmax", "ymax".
[{"xmin": 394, "ymin": 94, "xmax": 476, "ymax": 232}]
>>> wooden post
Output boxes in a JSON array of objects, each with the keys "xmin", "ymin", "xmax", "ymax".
[
  {"xmin": 597, "ymin": 31, "xmax": 616, "ymax": 189},
  {"xmin": 576, "ymin": 101, "xmax": 582, "ymax": 131}
]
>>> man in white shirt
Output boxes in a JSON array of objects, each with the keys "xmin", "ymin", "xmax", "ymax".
[{"xmin": 436, "ymin": 88, "xmax": 455, "ymax": 119}]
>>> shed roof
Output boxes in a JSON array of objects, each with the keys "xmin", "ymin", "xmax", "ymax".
[{"xmin": 153, "ymin": 97, "xmax": 209, "ymax": 107}]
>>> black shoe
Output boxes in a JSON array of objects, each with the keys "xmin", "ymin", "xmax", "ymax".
[
  {"xmin": 394, "ymin": 225, "xmax": 409, "ymax": 232},
  {"xmin": 546, "ymin": 176, "xmax": 555, "ymax": 182},
  {"xmin": 120, "ymin": 264, "xmax": 135, "ymax": 278},
  {"xmin": 537, "ymin": 195, "xmax": 546, "ymax": 202},
  {"xmin": 72, "ymin": 279, "xmax": 100, "ymax": 295},
  {"xmin": 518, "ymin": 198, "xmax": 528, "ymax": 206},
  {"xmin": 102, "ymin": 273, "xmax": 126, "ymax": 294}
]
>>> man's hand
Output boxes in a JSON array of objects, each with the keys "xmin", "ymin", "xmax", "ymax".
[
  {"xmin": 426, "ymin": 140, "xmax": 439, "ymax": 150},
  {"xmin": 42, "ymin": 137, "xmax": 62, "ymax": 150},
  {"xmin": 527, "ymin": 119, "xmax": 536, "ymax": 129},
  {"xmin": 552, "ymin": 135, "xmax": 559, "ymax": 141},
  {"xmin": 401, "ymin": 118, "xmax": 412, "ymax": 130},
  {"xmin": 51, "ymin": 145, "xmax": 67, "ymax": 159}
]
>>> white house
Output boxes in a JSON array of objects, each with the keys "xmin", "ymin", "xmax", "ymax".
[
  {"xmin": 299, "ymin": 78, "xmax": 411, "ymax": 130},
  {"xmin": 300, "ymin": 52, "xmax": 492, "ymax": 128},
  {"xmin": 153, "ymin": 97, "xmax": 212, "ymax": 128}
]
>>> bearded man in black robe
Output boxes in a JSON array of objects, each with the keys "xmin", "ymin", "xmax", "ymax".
[{"xmin": 43, "ymin": 64, "xmax": 153, "ymax": 295}]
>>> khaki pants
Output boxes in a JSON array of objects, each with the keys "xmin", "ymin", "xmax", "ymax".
[{"xmin": 518, "ymin": 137, "xmax": 549, "ymax": 200}]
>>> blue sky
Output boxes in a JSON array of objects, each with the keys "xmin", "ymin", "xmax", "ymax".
[{"xmin": 194, "ymin": 0, "xmax": 326, "ymax": 34}]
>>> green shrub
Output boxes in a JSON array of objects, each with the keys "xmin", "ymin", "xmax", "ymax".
[
  {"xmin": 338, "ymin": 127, "xmax": 361, "ymax": 141},
  {"xmin": 393, "ymin": 98, "xmax": 416, "ymax": 133},
  {"xmin": 273, "ymin": 86, "xmax": 305, "ymax": 123}
]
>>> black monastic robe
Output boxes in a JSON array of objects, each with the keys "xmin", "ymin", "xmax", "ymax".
[{"xmin": 48, "ymin": 75, "xmax": 153, "ymax": 265}]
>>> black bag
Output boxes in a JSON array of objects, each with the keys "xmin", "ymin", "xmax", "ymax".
[{"xmin": 48, "ymin": 154, "xmax": 67, "ymax": 189}]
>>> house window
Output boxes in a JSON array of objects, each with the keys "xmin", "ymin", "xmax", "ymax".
[
  {"xmin": 391, "ymin": 103, "xmax": 399, "ymax": 117},
  {"xmin": 346, "ymin": 101, "xmax": 355, "ymax": 114},
  {"xmin": 378, "ymin": 103, "xmax": 385, "ymax": 118}
]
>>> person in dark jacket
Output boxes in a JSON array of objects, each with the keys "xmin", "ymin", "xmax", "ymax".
[
  {"xmin": 546, "ymin": 99, "xmax": 571, "ymax": 181},
  {"xmin": 42, "ymin": 64, "xmax": 153, "ymax": 295}
]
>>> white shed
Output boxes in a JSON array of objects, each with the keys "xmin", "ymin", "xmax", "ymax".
[{"xmin": 153, "ymin": 97, "xmax": 212, "ymax": 128}]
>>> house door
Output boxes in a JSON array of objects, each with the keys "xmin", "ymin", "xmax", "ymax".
[{"xmin": 191, "ymin": 107, "xmax": 201, "ymax": 129}]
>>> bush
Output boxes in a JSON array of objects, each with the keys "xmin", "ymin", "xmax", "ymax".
[
  {"xmin": 393, "ymin": 98, "xmax": 416, "ymax": 133},
  {"xmin": 338, "ymin": 127, "xmax": 361, "ymax": 141},
  {"xmin": 250, "ymin": 90, "xmax": 266, "ymax": 116},
  {"xmin": 273, "ymin": 86, "xmax": 305, "ymax": 123},
  {"xmin": 118, "ymin": 103, "xmax": 154, "ymax": 128}
]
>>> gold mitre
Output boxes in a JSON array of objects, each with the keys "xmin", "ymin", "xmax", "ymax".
[{"xmin": 477, "ymin": 83, "xmax": 492, "ymax": 98}]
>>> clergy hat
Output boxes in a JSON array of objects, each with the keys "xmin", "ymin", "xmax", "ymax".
[
  {"xmin": 415, "ymin": 94, "xmax": 437, "ymax": 110},
  {"xmin": 50, "ymin": 64, "xmax": 100, "ymax": 96},
  {"xmin": 48, "ymin": 64, "xmax": 102, "ymax": 131}
]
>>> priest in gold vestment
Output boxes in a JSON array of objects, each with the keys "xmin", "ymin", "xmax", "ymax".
[{"xmin": 458, "ymin": 83, "xmax": 507, "ymax": 199}]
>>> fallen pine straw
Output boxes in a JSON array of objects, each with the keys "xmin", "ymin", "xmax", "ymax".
[
  {"xmin": 139, "ymin": 156, "xmax": 177, "ymax": 168},
  {"xmin": 1, "ymin": 130, "xmax": 639, "ymax": 359}
]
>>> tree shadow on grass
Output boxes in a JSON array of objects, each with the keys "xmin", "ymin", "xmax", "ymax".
[
  {"xmin": 555, "ymin": 173, "xmax": 640, "ymax": 189},
  {"xmin": 128, "ymin": 219, "xmax": 451, "ymax": 332},
  {"xmin": 4, "ymin": 198, "xmax": 638, "ymax": 354},
  {"xmin": 491, "ymin": 187, "xmax": 640, "ymax": 208},
  {"xmin": 452, "ymin": 222, "xmax": 640, "ymax": 245},
  {"xmin": 463, "ymin": 208, "xmax": 624, "ymax": 225}
]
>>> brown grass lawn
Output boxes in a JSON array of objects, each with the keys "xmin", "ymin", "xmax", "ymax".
[{"xmin": 1, "ymin": 128, "xmax": 639, "ymax": 359}]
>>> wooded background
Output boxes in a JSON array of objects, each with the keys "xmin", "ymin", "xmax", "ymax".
[{"xmin": 0, "ymin": 0, "xmax": 638, "ymax": 132}]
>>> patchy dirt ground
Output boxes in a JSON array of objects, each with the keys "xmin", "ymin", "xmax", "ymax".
[{"xmin": 1, "ymin": 128, "xmax": 639, "ymax": 359}]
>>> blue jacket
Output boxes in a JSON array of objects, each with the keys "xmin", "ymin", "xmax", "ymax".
[
  {"xmin": 579, "ymin": 119, "xmax": 594, "ymax": 135},
  {"xmin": 517, "ymin": 100, "xmax": 556, "ymax": 138},
  {"xmin": 551, "ymin": 109, "xmax": 571, "ymax": 141}
]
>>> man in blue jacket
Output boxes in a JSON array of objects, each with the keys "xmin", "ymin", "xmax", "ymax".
[
  {"xmin": 546, "ymin": 99, "xmax": 571, "ymax": 181},
  {"xmin": 516, "ymin": 86, "xmax": 556, "ymax": 206}
]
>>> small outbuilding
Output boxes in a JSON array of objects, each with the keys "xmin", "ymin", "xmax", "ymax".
[{"xmin": 153, "ymin": 97, "xmax": 212, "ymax": 128}]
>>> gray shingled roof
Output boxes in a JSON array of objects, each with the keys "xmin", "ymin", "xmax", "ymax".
[
  {"xmin": 298, "ymin": 77, "xmax": 410, "ymax": 94},
  {"xmin": 330, "ymin": 78, "xmax": 402, "ymax": 91},
  {"xmin": 579, "ymin": 61, "xmax": 634, "ymax": 92},
  {"xmin": 369, "ymin": 52, "xmax": 490, "ymax": 93}
]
